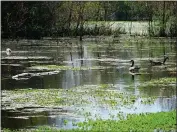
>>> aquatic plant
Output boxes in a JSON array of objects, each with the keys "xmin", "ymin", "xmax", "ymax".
[
  {"xmin": 2, "ymin": 89, "xmax": 65, "ymax": 108},
  {"xmin": 2, "ymin": 82, "xmax": 159, "ymax": 112},
  {"xmin": 75, "ymin": 110, "xmax": 176, "ymax": 132},
  {"xmin": 3, "ymin": 110, "xmax": 175, "ymax": 132},
  {"xmin": 30, "ymin": 65, "xmax": 108, "ymax": 71},
  {"xmin": 140, "ymin": 77, "xmax": 176, "ymax": 88}
]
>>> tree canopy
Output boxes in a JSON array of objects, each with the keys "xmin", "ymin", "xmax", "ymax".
[{"xmin": 1, "ymin": 1, "xmax": 177, "ymax": 39}]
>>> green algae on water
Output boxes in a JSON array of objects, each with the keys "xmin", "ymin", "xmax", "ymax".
[
  {"xmin": 140, "ymin": 77, "xmax": 176, "ymax": 88},
  {"xmin": 2, "ymin": 84, "xmax": 157, "ymax": 111},
  {"xmin": 30, "ymin": 65, "xmax": 108, "ymax": 71}
]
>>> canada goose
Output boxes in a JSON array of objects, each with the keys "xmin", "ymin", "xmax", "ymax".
[
  {"xmin": 129, "ymin": 60, "xmax": 140, "ymax": 73},
  {"xmin": 6, "ymin": 48, "xmax": 12, "ymax": 56},
  {"xmin": 149, "ymin": 56, "xmax": 169, "ymax": 66}
]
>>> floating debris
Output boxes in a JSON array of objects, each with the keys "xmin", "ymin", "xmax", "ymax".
[{"xmin": 12, "ymin": 71, "xmax": 60, "ymax": 80}]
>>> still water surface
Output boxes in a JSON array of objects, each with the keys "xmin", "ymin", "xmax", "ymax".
[{"xmin": 1, "ymin": 37, "xmax": 176, "ymax": 130}]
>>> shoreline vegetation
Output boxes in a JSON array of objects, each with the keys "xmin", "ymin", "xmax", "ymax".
[
  {"xmin": 2, "ymin": 110, "xmax": 176, "ymax": 132},
  {"xmin": 2, "ymin": 1, "xmax": 177, "ymax": 39}
]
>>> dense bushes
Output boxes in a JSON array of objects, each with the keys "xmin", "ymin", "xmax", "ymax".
[{"xmin": 1, "ymin": 1, "xmax": 177, "ymax": 39}]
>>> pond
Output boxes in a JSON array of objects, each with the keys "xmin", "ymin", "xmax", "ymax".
[{"xmin": 1, "ymin": 36, "xmax": 176, "ymax": 130}]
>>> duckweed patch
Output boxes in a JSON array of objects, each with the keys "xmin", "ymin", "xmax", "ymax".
[
  {"xmin": 30, "ymin": 65, "xmax": 108, "ymax": 71},
  {"xmin": 3, "ymin": 111, "xmax": 176, "ymax": 132},
  {"xmin": 2, "ymin": 89, "xmax": 64, "ymax": 108},
  {"xmin": 140, "ymin": 77, "xmax": 176, "ymax": 88},
  {"xmin": 2, "ymin": 84, "xmax": 157, "ymax": 112}
]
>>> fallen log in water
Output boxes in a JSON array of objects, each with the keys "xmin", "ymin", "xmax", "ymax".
[{"xmin": 12, "ymin": 71, "xmax": 60, "ymax": 80}]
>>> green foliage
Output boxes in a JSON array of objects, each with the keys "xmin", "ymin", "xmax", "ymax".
[
  {"xmin": 1, "ymin": 1, "xmax": 57, "ymax": 39},
  {"xmin": 3, "ymin": 111, "xmax": 176, "ymax": 132},
  {"xmin": 2, "ymin": 1, "xmax": 177, "ymax": 38},
  {"xmin": 75, "ymin": 111, "xmax": 176, "ymax": 132},
  {"xmin": 166, "ymin": 16, "xmax": 177, "ymax": 37}
]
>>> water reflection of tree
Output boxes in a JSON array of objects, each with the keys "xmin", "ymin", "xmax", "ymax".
[
  {"xmin": 106, "ymin": 42, "xmax": 116, "ymax": 58},
  {"xmin": 78, "ymin": 42, "xmax": 84, "ymax": 66},
  {"xmin": 158, "ymin": 96, "xmax": 176, "ymax": 111},
  {"xmin": 67, "ymin": 41, "xmax": 74, "ymax": 67}
]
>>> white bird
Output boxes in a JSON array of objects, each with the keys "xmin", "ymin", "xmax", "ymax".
[{"xmin": 6, "ymin": 48, "xmax": 12, "ymax": 56}]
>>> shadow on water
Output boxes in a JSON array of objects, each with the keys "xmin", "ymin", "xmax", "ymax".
[
  {"xmin": 2, "ymin": 109, "xmax": 82, "ymax": 130},
  {"xmin": 1, "ymin": 37, "xmax": 176, "ymax": 130}
]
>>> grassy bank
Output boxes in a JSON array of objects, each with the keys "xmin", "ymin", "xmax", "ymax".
[{"xmin": 3, "ymin": 110, "xmax": 176, "ymax": 132}]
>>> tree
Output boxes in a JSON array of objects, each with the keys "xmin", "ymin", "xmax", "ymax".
[{"xmin": 1, "ymin": 1, "xmax": 28, "ymax": 38}]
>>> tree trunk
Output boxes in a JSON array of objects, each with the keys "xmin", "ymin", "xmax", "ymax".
[
  {"xmin": 67, "ymin": 2, "xmax": 73, "ymax": 36},
  {"xmin": 161, "ymin": 1, "xmax": 166, "ymax": 36}
]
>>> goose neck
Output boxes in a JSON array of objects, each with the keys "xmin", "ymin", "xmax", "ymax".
[
  {"xmin": 131, "ymin": 61, "xmax": 134, "ymax": 67},
  {"xmin": 163, "ymin": 57, "xmax": 168, "ymax": 64}
]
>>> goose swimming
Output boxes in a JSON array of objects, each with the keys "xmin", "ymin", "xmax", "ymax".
[
  {"xmin": 149, "ymin": 56, "xmax": 169, "ymax": 66},
  {"xmin": 129, "ymin": 60, "xmax": 140, "ymax": 73}
]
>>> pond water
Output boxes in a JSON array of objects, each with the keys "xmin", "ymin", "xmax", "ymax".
[{"xmin": 1, "ymin": 36, "xmax": 176, "ymax": 130}]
